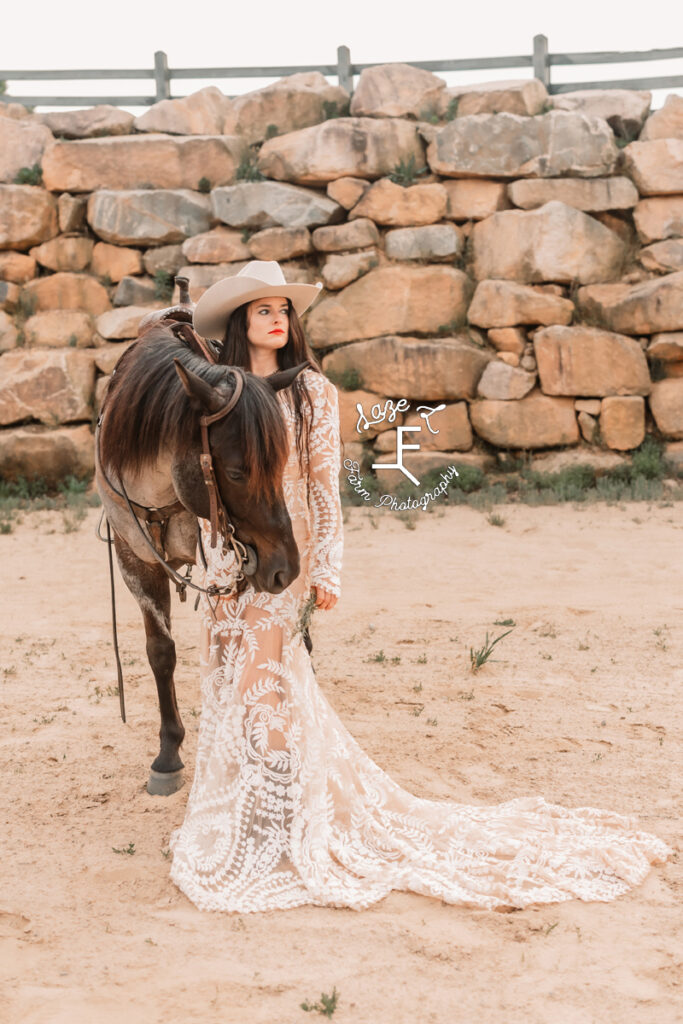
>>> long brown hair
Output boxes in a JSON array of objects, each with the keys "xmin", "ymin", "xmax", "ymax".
[{"xmin": 218, "ymin": 298, "xmax": 323, "ymax": 487}]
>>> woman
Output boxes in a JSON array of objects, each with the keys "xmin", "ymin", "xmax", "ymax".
[{"xmin": 169, "ymin": 261, "xmax": 670, "ymax": 914}]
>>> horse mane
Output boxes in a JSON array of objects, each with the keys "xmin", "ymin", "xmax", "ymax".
[{"xmin": 99, "ymin": 323, "xmax": 289, "ymax": 501}]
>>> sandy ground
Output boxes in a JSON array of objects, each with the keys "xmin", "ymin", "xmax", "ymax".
[{"xmin": 1, "ymin": 499, "xmax": 682, "ymax": 1024}]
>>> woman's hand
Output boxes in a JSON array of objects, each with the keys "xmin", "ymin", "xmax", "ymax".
[{"xmin": 312, "ymin": 585, "xmax": 337, "ymax": 611}]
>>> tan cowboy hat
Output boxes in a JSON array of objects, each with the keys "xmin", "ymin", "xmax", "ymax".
[{"xmin": 193, "ymin": 260, "xmax": 323, "ymax": 340}]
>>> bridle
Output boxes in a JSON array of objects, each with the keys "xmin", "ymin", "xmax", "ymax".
[{"xmin": 96, "ymin": 360, "xmax": 256, "ymax": 600}]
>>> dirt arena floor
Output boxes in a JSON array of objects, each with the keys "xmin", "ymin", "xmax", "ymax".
[{"xmin": 1, "ymin": 500, "xmax": 682, "ymax": 1024}]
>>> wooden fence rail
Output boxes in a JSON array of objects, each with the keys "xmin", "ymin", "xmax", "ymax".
[{"xmin": 0, "ymin": 37, "xmax": 682, "ymax": 109}]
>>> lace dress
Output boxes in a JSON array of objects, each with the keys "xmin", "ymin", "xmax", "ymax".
[{"xmin": 169, "ymin": 368, "xmax": 670, "ymax": 914}]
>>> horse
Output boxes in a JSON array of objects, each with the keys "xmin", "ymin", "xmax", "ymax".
[{"xmin": 96, "ymin": 314, "xmax": 305, "ymax": 796}]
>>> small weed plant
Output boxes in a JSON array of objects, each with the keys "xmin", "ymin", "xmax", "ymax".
[
  {"xmin": 389, "ymin": 155, "xmax": 429, "ymax": 186},
  {"xmin": 470, "ymin": 628, "xmax": 514, "ymax": 673},
  {"xmin": 153, "ymin": 269, "xmax": 174, "ymax": 302},
  {"xmin": 112, "ymin": 842, "xmax": 136, "ymax": 855},
  {"xmin": 235, "ymin": 151, "xmax": 265, "ymax": 182},
  {"xmin": 14, "ymin": 164, "xmax": 43, "ymax": 186},
  {"xmin": 301, "ymin": 986, "xmax": 339, "ymax": 1017}
]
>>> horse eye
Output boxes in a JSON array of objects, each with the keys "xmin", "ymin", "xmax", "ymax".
[{"xmin": 226, "ymin": 469, "xmax": 244, "ymax": 482}]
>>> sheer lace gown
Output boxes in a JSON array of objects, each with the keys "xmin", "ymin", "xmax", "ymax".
[{"xmin": 169, "ymin": 369, "xmax": 670, "ymax": 914}]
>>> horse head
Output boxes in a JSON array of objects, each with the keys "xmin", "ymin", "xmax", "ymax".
[{"xmin": 172, "ymin": 359, "xmax": 306, "ymax": 595}]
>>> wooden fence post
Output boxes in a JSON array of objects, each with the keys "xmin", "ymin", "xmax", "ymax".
[
  {"xmin": 154, "ymin": 50, "xmax": 171, "ymax": 102},
  {"xmin": 533, "ymin": 34, "xmax": 550, "ymax": 89},
  {"xmin": 337, "ymin": 45, "xmax": 353, "ymax": 94}
]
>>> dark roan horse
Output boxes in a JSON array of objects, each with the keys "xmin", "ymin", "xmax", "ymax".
[{"xmin": 96, "ymin": 319, "xmax": 305, "ymax": 795}]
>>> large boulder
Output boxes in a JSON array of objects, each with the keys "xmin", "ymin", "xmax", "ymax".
[
  {"xmin": 647, "ymin": 332, "xmax": 683, "ymax": 361},
  {"xmin": 577, "ymin": 273, "xmax": 683, "ymax": 334},
  {"xmin": 384, "ymin": 223, "xmax": 462, "ymax": 261},
  {"xmin": 348, "ymin": 178, "xmax": 447, "ymax": 226},
  {"xmin": 468, "ymin": 280, "xmax": 574, "ymax": 327},
  {"xmin": 211, "ymin": 181, "xmax": 343, "ymax": 230},
  {"xmin": 633, "ymin": 197, "xmax": 683, "ymax": 243},
  {"xmin": 0, "ymin": 282, "xmax": 19, "ymax": 313},
  {"xmin": 338, "ymin": 388, "xmax": 403, "ymax": 442},
  {"xmin": 649, "ymin": 379, "xmax": 683, "ymax": 438},
  {"xmin": 599, "ymin": 396, "xmax": 646, "ymax": 450},
  {"xmin": 91, "ymin": 242, "xmax": 143, "ymax": 282},
  {"xmin": 42, "ymin": 134, "xmax": 248, "ymax": 192},
  {"xmin": 23, "ymin": 310, "xmax": 94, "ymax": 348},
  {"xmin": 487, "ymin": 327, "xmax": 527, "ymax": 355},
  {"xmin": 470, "ymin": 390, "xmax": 579, "ymax": 448},
  {"xmin": 224, "ymin": 73, "xmax": 350, "ymax": 144},
  {"xmin": 534, "ymin": 326, "xmax": 651, "ymax": 396},
  {"xmin": 0, "ymin": 310, "xmax": 18, "ymax": 351},
  {"xmin": 551, "ymin": 89, "xmax": 651, "ymax": 139},
  {"xmin": 247, "ymin": 227, "xmax": 312, "ymax": 261},
  {"xmin": 87, "ymin": 190, "xmax": 212, "ymax": 245},
  {"xmin": 29, "ymin": 235, "xmax": 93, "ymax": 273},
  {"xmin": 174, "ymin": 262, "xmax": 249, "ymax": 301},
  {"xmin": 639, "ymin": 239, "xmax": 683, "ymax": 274},
  {"xmin": 0, "ymin": 349, "xmax": 95, "ymax": 425},
  {"xmin": 427, "ymin": 111, "xmax": 618, "ymax": 179},
  {"xmin": 442, "ymin": 179, "xmax": 509, "ymax": 220},
  {"xmin": 401, "ymin": 402, "xmax": 473, "ymax": 450},
  {"xmin": 508, "ymin": 177, "xmax": 638, "ymax": 212},
  {"xmin": 321, "ymin": 250, "xmax": 379, "ymax": 290},
  {"xmin": 0, "ymin": 251, "xmax": 36, "ymax": 284},
  {"xmin": 0, "ymin": 186, "xmax": 58, "ymax": 251},
  {"xmin": 143, "ymin": 244, "xmax": 185, "ymax": 277},
  {"xmin": 477, "ymin": 361, "xmax": 536, "ymax": 400},
  {"xmin": 321, "ymin": 334, "xmax": 492, "ymax": 399},
  {"xmin": 306, "ymin": 266, "xmax": 473, "ymax": 347},
  {"xmin": 349, "ymin": 64, "xmax": 446, "ymax": 119},
  {"xmin": 134, "ymin": 87, "xmax": 232, "ymax": 135},
  {"xmin": 57, "ymin": 194, "xmax": 87, "ymax": 233},
  {"xmin": 113, "ymin": 276, "xmax": 158, "ymax": 307},
  {"xmin": 257, "ymin": 117, "xmax": 425, "ymax": 185},
  {"xmin": 38, "ymin": 106, "xmax": 134, "ymax": 139},
  {"xmin": 181, "ymin": 227, "xmax": 251, "ymax": 264},
  {"xmin": 0, "ymin": 424, "xmax": 95, "ymax": 483},
  {"xmin": 96, "ymin": 305, "xmax": 161, "ymax": 340},
  {"xmin": 326, "ymin": 177, "xmax": 370, "ymax": 210},
  {"xmin": 22, "ymin": 272, "xmax": 111, "ymax": 315},
  {"xmin": 0, "ymin": 118, "xmax": 54, "ymax": 183},
  {"xmin": 640, "ymin": 94, "xmax": 683, "ymax": 141},
  {"xmin": 471, "ymin": 201, "xmax": 625, "ymax": 283},
  {"xmin": 0, "ymin": 103, "xmax": 33, "ymax": 121},
  {"xmin": 311, "ymin": 218, "xmax": 380, "ymax": 252},
  {"xmin": 440, "ymin": 79, "xmax": 548, "ymax": 117},
  {"xmin": 624, "ymin": 140, "xmax": 683, "ymax": 196}
]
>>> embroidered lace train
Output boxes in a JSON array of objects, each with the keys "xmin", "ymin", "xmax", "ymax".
[{"xmin": 169, "ymin": 370, "xmax": 670, "ymax": 913}]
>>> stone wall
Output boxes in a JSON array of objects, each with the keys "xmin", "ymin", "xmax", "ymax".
[{"xmin": 1, "ymin": 68, "xmax": 682, "ymax": 484}]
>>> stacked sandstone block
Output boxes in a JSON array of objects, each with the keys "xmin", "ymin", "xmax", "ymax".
[{"xmin": 0, "ymin": 66, "xmax": 682, "ymax": 485}]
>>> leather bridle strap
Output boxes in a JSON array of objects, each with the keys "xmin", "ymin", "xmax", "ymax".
[{"xmin": 199, "ymin": 367, "xmax": 245, "ymax": 550}]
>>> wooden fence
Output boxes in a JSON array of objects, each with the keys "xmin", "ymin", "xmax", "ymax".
[{"xmin": 1, "ymin": 37, "xmax": 682, "ymax": 108}]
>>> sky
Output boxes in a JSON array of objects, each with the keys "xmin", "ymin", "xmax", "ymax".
[{"xmin": 3, "ymin": 0, "xmax": 682, "ymax": 112}]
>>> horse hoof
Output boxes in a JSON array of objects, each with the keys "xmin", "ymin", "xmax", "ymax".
[{"xmin": 147, "ymin": 768, "xmax": 185, "ymax": 796}]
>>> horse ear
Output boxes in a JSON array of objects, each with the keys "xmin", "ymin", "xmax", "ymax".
[
  {"xmin": 265, "ymin": 361, "xmax": 309, "ymax": 393},
  {"xmin": 174, "ymin": 359, "xmax": 226, "ymax": 414}
]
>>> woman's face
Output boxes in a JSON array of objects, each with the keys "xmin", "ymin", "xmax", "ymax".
[{"xmin": 245, "ymin": 297, "xmax": 290, "ymax": 360}]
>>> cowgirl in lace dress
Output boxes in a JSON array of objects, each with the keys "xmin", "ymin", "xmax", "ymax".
[{"xmin": 169, "ymin": 261, "xmax": 670, "ymax": 915}]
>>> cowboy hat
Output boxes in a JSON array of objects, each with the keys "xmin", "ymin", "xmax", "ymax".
[{"xmin": 192, "ymin": 260, "xmax": 323, "ymax": 340}]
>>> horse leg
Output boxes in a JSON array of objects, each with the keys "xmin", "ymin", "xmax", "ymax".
[{"xmin": 112, "ymin": 532, "xmax": 186, "ymax": 796}]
